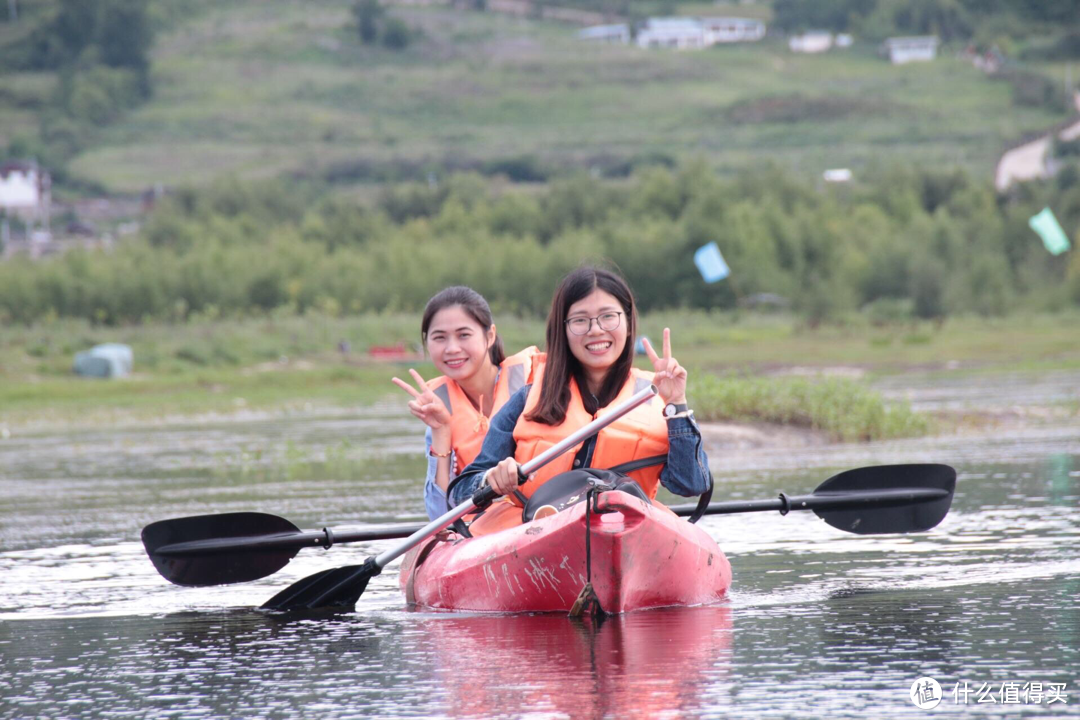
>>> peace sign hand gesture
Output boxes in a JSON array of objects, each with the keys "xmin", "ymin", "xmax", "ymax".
[
  {"xmin": 641, "ymin": 328, "xmax": 688, "ymax": 405},
  {"xmin": 392, "ymin": 369, "xmax": 452, "ymax": 431}
]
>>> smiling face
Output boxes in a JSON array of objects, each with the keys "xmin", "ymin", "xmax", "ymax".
[
  {"xmin": 425, "ymin": 305, "xmax": 496, "ymax": 381},
  {"xmin": 565, "ymin": 289, "xmax": 628, "ymax": 378}
]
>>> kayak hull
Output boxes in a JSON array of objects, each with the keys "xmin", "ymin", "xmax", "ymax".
[{"xmin": 399, "ymin": 490, "xmax": 732, "ymax": 614}]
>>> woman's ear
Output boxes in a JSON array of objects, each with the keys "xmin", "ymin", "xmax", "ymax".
[{"xmin": 487, "ymin": 324, "xmax": 497, "ymax": 350}]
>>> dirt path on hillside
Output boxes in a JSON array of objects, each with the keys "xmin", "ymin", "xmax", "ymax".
[{"xmin": 995, "ymin": 94, "xmax": 1080, "ymax": 191}]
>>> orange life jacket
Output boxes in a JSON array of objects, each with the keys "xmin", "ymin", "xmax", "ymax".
[
  {"xmin": 429, "ymin": 346, "xmax": 540, "ymax": 472},
  {"xmin": 512, "ymin": 360, "xmax": 669, "ymax": 500}
]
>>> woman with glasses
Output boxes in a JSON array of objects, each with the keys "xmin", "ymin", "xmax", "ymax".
[
  {"xmin": 393, "ymin": 286, "xmax": 539, "ymax": 520},
  {"xmin": 447, "ymin": 266, "xmax": 710, "ymax": 533}
]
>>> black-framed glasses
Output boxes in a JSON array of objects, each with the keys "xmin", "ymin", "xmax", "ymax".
[{"xmin": 565, "ymin": 312, "xmax": 623, "ymax": 335}]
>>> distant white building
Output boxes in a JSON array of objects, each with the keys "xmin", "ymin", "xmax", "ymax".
[
  {"xmin": 636, "ymin": 18, "xmax": 706, "ymax": 50},
  {"xmin": 583, "ymin": 16, "xmax": 766, "ymax": 51},
  {"xmin": 578, "ymin": 23, "xmax": 630, "ymax": 44},
  {"xmin": 0, "ymin": 160, "xmax": 51, "ymax": 256},
  {"xmin": 701, "ymin": 17, "xmax": 765, "ymax": 44},
  {"xmin": 0, "ymin": 160, "xmax": 49, "ymax": 213},
  {"xmin": 883, "ymin": 36, "xmax": 939, "ymax": 64},
  {"xmin": 789, "ymin": 31, "xmax": 833, "ymax": 54}
]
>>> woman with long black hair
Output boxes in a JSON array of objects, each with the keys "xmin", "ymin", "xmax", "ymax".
[{"xmin": 448, "ymin": 266, "xmax": 710, "ymax": 531}]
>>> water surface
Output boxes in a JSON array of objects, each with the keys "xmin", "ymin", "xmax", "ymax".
[{"xmin": 1, "ymin": 403, "xmax": 1078, "ymax": 718}]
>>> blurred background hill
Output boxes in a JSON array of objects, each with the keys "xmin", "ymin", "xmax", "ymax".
[{"xmin": 1, "ymin": 0, "xmax": 1078, "ymax": 192}]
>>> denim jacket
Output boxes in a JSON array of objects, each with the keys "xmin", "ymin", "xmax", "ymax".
[{"xmin": 447, "ymin": 384, "xmax": 711, "ymax": 507}]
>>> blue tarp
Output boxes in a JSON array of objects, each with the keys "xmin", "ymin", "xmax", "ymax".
[
  {"xmin": 694, "ymin": 242, "xmax": 731, "ymax": 283},
  {"xmin": 73, "ymin": 343, "xmax": 133, "ymax": 379}
]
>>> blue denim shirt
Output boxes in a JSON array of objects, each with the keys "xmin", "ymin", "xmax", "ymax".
[
  {"xmin": 448, "ymin": 384, "xmax": 711, "ymax": 507},
  {"xmin": 422, "ymin": 426, "xmax": 453, "ymax": 520}
]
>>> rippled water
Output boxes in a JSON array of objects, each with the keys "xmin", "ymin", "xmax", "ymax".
[{"xmin": 1, "ymin": 402, "xmax": 1078, "ymax": 718}]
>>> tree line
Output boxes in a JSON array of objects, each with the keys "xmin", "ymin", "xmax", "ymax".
[
  {"xmin": 1, "ymin": 163, "xmax": 1078, "ymax": 325},
  {"xmin": 0, "ymin": 0, "xmax": 158, "ymax": 186}
]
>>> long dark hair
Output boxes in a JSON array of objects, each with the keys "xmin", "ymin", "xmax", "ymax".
[
  {"xmin": 420, "ymin": 286, "xmax": 506, "ymax": 366},
  {"xmin": 526, "ymin": 266, "xmax": 637, "ymax": 425}
]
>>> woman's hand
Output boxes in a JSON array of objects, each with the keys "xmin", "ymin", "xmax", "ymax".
[
  {"xmin": 642, "ymin": 327, "xmax": 687, "ymax": 405},
  {"xmin": 392, "ymin": 369, "xmax": 452, "ymax": 431},
  {"xmin": 485, "ymin": 456, "xmax": 524, "ymax": 497}
]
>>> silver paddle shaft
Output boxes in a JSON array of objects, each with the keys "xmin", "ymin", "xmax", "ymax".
[{"xmin": 374, "ymin": 383, "xmax": 659, "ymax": 568}]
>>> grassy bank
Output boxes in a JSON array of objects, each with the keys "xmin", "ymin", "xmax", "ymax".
[
  {"xmin": 4, "ymin": 310, "xmax": 1079, "ymax": 433},
  {"xmin": 690, "ymin": 373, "xmax": 931, "ymax": 441}
]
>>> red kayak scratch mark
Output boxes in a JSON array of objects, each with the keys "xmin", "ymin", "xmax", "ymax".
[
  {"xmin": 558, "ymin": 556, "xmax": 586, "ymax": 585},
  {"xmin": 524, "ymin": 558, "xmax": 564, "ymax": 600},
  {"xmin": 483, "ymin": 564, "xmax": 499, "ymax": 597},
  {"xmin": 502, "ymin": 563, "xmax": 516, "ymax": 595},
  {"xmin": 667, "ymin": 538, "xmax": 680, "ymax": 560},
  {"xmin": 559, "ymin": 556, "xmax": 575, "ymax": 581}
]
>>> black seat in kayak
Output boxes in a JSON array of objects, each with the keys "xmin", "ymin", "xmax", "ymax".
[{"xmin": 522, "ymin": 467, "xmax": 652, "ymax": 523}]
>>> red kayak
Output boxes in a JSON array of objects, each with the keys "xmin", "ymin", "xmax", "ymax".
[{"xmin": 399, "ymin": 489, "xmax": 732, "ymax": 613}]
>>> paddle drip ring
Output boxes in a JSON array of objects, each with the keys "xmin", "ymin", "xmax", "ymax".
[
  {"xmin": 321, "ymin": 527, "xmax": 335, "ymax": 549},
  {"xmin": 777, "ymin": 493, "xmax": 790, "ymax": 516}
]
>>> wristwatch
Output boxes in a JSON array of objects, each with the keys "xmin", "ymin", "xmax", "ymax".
[{"xmin": 663, "ymin": 402, "xmax": 688, "ymax": 418}]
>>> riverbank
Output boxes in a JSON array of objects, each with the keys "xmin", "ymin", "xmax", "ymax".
[
  {"xmin": 2, "ymin": 311, "xmax": 1078, "ymax": 438},
  {"xmin": 698, "ymin": 387, "xmax": 1080, "ymax": 457}
]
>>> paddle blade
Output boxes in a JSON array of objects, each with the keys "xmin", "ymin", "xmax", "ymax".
[
  {"xmin": 261, "ymin": 557, "xmax": 382, "ymax": 612},
  {"xmin": 142, "ymin": 512, "xmax": 301, "ymax": 586},
  {"xmin": 813, "ymin": 464, "xmax": 956, "ymax": 534}
]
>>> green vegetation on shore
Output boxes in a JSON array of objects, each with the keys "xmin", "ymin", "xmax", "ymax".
[
  {"xmin": 5, "ymin": 309, "xmax": 1080, "ymax": 435},
  {"xmin": 691, "ymin": 373, "xmax": 932, "ymax": 441},
  {"xmin": 3, "ymin": 164, "xmax": 1079, "ymax": 326}
]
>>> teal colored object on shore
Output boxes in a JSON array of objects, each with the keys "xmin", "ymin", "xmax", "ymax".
[
  {"xmin": 1028, "ymin": 207, "xmax": 1071, "ymax": 256},
  {"xmin": 694, "ymin": 242, "xmax": 730, "ymax": 283},
  {"xmin": 73, "ymin": 343, "xmax": 133, "ymax": 379}
]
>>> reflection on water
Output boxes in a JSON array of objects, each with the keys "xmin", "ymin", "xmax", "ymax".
[
  {"xmin": 418, "ymin": 607, "xmax": 733, "ymax": 719},
  {"xmin": 1, "ymin": 408, "xmax": 1078, "ymax": 718}
]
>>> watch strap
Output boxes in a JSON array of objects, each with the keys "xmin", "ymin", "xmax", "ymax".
[{"xmin": 664, "ymin": 402, "xmax": 688, "ymax": 417}]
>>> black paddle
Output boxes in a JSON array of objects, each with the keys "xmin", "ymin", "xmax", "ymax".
[
  {"xmin": 668, "ymin": 463, "xmax": 956, "ymax": 534},
  {"xmin": 143, "ymin": 463, "xmax": 956, "ymax": 594},
  {"xmin": 141, "ymin": 513, "xmax": 429, "ymax": 587}
]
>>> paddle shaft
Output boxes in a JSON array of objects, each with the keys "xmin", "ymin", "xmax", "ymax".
[
  {"xmin": 153, "ymin": 523, "xmax": 428, "ymax": 557},
  {"xmin": 372, "ymin": 384, "xmax": 660, "ymax": 570},
  {"xmin": 155, "ymin": 487, "xmax": 948, "ymax": 558},
  {"xmin": 667, "ymin": 487, "xmax": 949, "ymax": 517}
]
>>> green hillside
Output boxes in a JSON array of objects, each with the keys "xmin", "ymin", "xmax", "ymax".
[{"xmin": 0, "ymin": 0, "xmax": 1072, "ymax": 193}]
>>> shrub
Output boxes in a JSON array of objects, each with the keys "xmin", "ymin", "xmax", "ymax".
[
  {"xmin": 382, "ymin": 18, "xmax": 411, "ymax": 49},
  {"xmin": 690, "ymin": 372, "xmax": 933, "ymax": 442}
]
